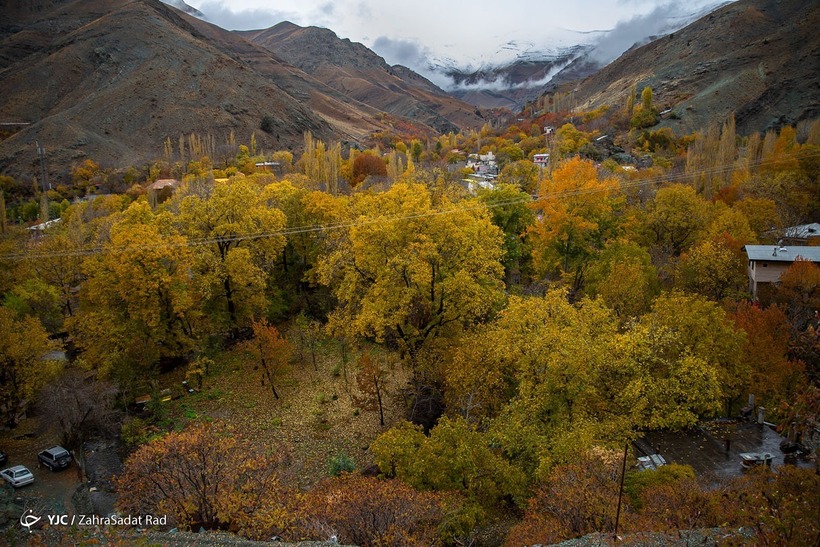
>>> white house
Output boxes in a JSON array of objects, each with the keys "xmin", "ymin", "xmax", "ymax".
[
  {"xmin": 533, "ymin": 153, "xmax": 549, "ymax": 168},
  {"xmin": 743, "ymin": 244, "xmax": 820, "ymax": 298}
]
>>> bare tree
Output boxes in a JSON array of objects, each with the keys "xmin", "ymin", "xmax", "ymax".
[{"xmin": 37, "ymin": 370, "xmax": 120, "ymax": 450}]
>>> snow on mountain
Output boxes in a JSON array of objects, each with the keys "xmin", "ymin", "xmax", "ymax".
[
  {"xmin": 412, "ymin": 1, "xmax": 731, "ymax": 100},
  {"xmin": 159, "ymin": 0, "xmax": 207, "ymax": 19}
]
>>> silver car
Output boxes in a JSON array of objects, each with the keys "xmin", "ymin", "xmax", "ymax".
[{"xmin": 1, "ymin": 465, "xmax": 35, "ymax": 487}]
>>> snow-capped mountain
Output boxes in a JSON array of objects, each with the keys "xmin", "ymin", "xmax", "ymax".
[
  {"xmin": 405, "ymin": 1, "xmax": 732, "ymax": 109},
  {"xmin": 159, "ymin": 0, "xmax": 206, "ymax": 19}
]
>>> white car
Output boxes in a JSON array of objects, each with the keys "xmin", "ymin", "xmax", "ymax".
[{"xmin": 1, "ymin": 465, "xmax": 35, "ymax": 487}]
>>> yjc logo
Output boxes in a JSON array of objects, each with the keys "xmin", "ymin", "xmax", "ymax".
[{"xmin": 20, "ymin": 509, "xmax": 41, "ymax": 533}]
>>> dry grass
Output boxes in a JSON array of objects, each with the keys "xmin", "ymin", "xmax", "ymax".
[{"xmin": 165, "ymin": 338, "xmax": 412, "ymax": 489}]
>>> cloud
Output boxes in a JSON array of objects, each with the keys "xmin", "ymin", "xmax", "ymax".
[
  {"xmin": 588, "ymin": 3, "xmax": 687, "ymax": 64},
  {"xmin": 371, "ymin": 36, "xmax": 430, "ymax": 68},
  {"xmin": 196, "ymin": 1, "xmax": 297, "ymax": 30}
]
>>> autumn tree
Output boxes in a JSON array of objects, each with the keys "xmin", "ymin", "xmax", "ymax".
[
  {"xmin": 176, "ymin": 179, "xmax": 287, "ymax": 333},
  {"xmin": 641, "ymin": 184, "xmax": 709, "ymax": 256},
  {"xmin": 529, "ymin": 157, "xmax": 622, "ymax": 288},
  {"xmin": 641, "ymin": 291, "xmax": 747, "ymax": 416},
  {"xmin": 771, "ymin": 259, "xmax": 820, "ymax": 331},
  {"xmin": 719, "ymin": 466, "xmax": 820, "ymax": 545},
  {"xmin": 25, "ymin": 231, "xmax": 85, "ymax": 319},
  {"xmin": 0, "ymin": 307, "xmax": 62, "ymax": 427},
  {"xmin": 675, "ymin": 238, "xmax": 748, "ymax": 301},
  {"xmin": 316, "ymin": 183, "xmax": 505, "ymax": 369},
  {"xmin": 732, "ymin": 302, "xmax": 804, "ymax": 410},
  {"xmin": 630, "ymin": 86, "xmax": 659, "ymax": 129},
  {"xmin": 116, "ymin": 421, "xmax": 293, "ymax": 538},
  {"xmin": 294, "ymin": 474, "xmax": 443, "ymax": 546},
  {"xmin": 444, "ymin": 326, "xmax": 517, "ymax": 423},
  {"xmin": 351, "ymin": 152, "xmax": 388, "ymax": 187},
  {"xmin": 504, "ymin": 448, "xmax": 623, "ymax": 546},
  {"xmin": 554, "ymin": 124, "xmax": 589, "ymax": 156},
  {"xmin": 70, "ymin": 159, "xmax": 106, "ymax": 196},
  {"xmin": 70, "ymin": 201, "xmax": 198, "ymax": 377},
  {"xmin": 37, "ymin": 370, "xmax": 119, "ymax": 449},
  {"xmin": 584, "ymin": 241, "xmax": 659, "ymax": 319},
  {"xmin": 247, "ymin": 319, "xmax": 292, "ymax": 400},
  {"xmin": 352, "ymin": 351, "xmax": 386, "ymax": 426}
]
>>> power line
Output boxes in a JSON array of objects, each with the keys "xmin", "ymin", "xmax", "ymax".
[{"xmin": 1, "ymin": 151, "xmax": 817, "ymax": 262}]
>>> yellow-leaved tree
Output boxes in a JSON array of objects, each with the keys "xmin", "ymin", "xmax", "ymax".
[
  {"xmin": 315, "ymin": 183, "xmax": 506, "ymax": 368},
  {"xmin": 176, "ymin": 178, "xmax": 287, "ymax": 333},
  {"xmin": 0, "ymin": 307, "xmax": 61, "ymax": 427},
  {"xmin": 71, "ymin": 201, "xmax": 198, "ymax": 377}
]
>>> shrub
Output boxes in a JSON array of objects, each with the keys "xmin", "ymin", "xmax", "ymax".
[{"xmin": 328, "ymin": 453, "xmax": 356, "ymax": 476}]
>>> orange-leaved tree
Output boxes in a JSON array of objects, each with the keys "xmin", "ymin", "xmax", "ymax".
[
  {"xmin": 115, "ymin": 421, "xmax": 294, "ymax": 538},
  {"xmin": 247, "ymin": 318, "xmax": 292, "ymax": 400},
  {"xmin": 293, "ymin": 474, "xmax": 443, "ymax": 546},
  {"xmin": 529, "ymin": 157, "xmax": 621, "ymax": 288}
]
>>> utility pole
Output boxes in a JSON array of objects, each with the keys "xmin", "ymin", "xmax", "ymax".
[
  {"xmin": 614, "ymin": 442, "xmax": 629, "ymax": 542},
  {"xmin": 35, "ymin": 140, "xmax": 50, "ymax": 191}
]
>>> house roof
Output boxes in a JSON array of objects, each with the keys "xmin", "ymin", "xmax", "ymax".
[
  {"xmin": 27, "ymin": 218, "xmax": 62, "ymax": 231},
  {"xmin": 783, "ymin": 222, "xmax": 820, "ymax": 239},
  {"xmin": 148, "ymin": 179, "xmax": 179, "ymax": 191},
  {"xmin": 744, "ymin": 245, "xmax": 820, "ymax": 263}
]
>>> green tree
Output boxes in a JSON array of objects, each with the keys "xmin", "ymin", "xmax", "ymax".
[
  {"xmin": 497, "ymin": 159, "xmax": 541, "ymax": 194},
  {"xmin": 476, "ymin": 184, "xmax": 535, "ymax": 286},
  {"xmin": 372, "ymin": 417, "xmax": 526, "ymax": 519}
]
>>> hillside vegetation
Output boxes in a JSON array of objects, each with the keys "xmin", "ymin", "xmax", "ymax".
[
  {"xmin": 1, "ymin": 105, "xmax": 818, "ymax": 544},
  {"xmin": 1, "ymin": 0, "xmax": 819, "ymax": 544}
]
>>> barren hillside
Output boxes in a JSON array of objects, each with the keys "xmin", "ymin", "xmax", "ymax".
[{"xmin": 570, "ymin": 0, "xmax": 819, "ymax": 134}]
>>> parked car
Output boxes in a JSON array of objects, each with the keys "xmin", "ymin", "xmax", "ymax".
[
  {"xmin": 1, "ymin": 465, "xmax": 34, "ymax": 487},
  {"xmin": 38, "ymin": 446, "xmax": 72, "ymax": 471}
]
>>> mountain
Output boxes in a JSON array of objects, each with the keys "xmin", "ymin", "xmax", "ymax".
[
  {"xmin": 446, "ymin": 46, "xmax": 595, "ymax": 110},
  {"xmin": 237, "ymin": 22, "xmax": 485, "ymax": 134},
  {"xmin": 430, "ymin": 2, "xmax": 731, "ymax": 110},
  {"xmin": 0, "ymin": 0, "xmax": 481, "ymax": 183},
  {"xmin": 568, "ymin": 0, "xmax": 819, "ymax": 134},
  {"xmin": 159, "ymin": 0, "xmax": 205, "ymax": 19}
]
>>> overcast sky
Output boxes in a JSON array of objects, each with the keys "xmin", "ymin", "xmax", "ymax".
[{"xmin": 184, "ymin": 0, "xmax": 729, "ymax": 70}]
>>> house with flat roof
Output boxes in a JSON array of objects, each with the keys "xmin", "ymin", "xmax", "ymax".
[{"xmin": 743, "ymin": 244, "xmax": 820, "ymax": 298}]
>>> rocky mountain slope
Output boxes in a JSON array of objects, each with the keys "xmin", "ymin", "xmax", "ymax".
[
  {"xmin": 568, "ymin": 0, "xmax": 819, "ymax": 134},
  {"xmin": 238, "ymin": 22, "xmax": 485, "ymax": 134},
  {"xmin": 0, "ymin": 0, "xmax": 481, "ymax": 182}
]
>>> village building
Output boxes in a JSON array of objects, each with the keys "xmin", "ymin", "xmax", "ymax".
[
  {"xmin": 466, "ymin": 151, "xmax": 498, "ymax": 176},
  {"xmin": 533, "ymin": 153, "xmax": 549, "ymax": 168},
  {"xmin": 781, "ymin": 222, "xmax": 820, "ymax": 245},
  {"xmin": 743, "ymin": 244, "xmax": 820, "ymax": 298}
]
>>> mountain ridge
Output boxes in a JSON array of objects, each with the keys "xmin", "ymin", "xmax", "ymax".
[
  {"xmin": 567, "ymin": 0, "xmax": 819, "ymax": 134},
  {"xmin": 0, "ymin": 0, "xmax": 482, "ymax": 182}
]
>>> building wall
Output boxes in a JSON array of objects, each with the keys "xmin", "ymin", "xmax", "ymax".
[{"xmin": 749, "ymin": 261, "xmax": 791, "ymax": 284}]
